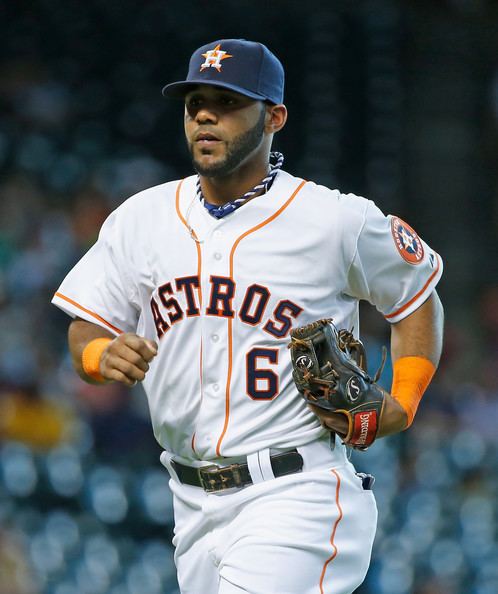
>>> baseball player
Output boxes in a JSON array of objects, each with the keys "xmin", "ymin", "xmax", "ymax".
[{"xmin": 52, "ymin": 39, "xmax": 444, "ymax": 594}]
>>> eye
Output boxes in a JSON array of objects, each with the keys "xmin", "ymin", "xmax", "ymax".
[
  {"xmin": 186, "ymin": 95, "xmax": 203, "ymax": 108},
  {"xmin": 219, "ymin": 95, "xmax": 237, "ymax": 106}
]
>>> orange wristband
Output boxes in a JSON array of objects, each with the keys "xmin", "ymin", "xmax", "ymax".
[
  {"xmin": 391, "ymin": 356, "xmax": 436, "ymax": 427},
  {"xmin": 81, "ymin": 338, "xmax": 112, "ymax": 382}
]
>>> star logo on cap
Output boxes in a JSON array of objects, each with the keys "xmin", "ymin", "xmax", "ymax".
[{"xmin": 200, "ymin": 44, "xmax": 233, "ymax": 72}]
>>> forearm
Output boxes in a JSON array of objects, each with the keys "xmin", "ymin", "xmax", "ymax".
[{"xmin": 380, "ymin": 290, "xmax": 444, "ymax": 436}]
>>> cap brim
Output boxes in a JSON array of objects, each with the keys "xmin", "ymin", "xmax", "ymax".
[{"xmin": 162, "ymin": 79, "xmax": 268, "ymax": 101}]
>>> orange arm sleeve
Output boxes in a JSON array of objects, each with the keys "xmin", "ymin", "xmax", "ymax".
[{"xmin": 391, "ymin": 356, "xmax": 436, "ymax": 427}]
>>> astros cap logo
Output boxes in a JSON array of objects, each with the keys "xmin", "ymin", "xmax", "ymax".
[{"xmin": 200, "ymin": 44, "xmax": 233, "ymax": 72}]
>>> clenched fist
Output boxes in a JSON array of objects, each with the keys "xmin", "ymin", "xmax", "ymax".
[
  {"xmin": 99, "ymin": 333, "xmax": 158, "ymax": 386},
  {"xmin": 68, "ymin": 318, "xmax": 158, "ymax": 387}
]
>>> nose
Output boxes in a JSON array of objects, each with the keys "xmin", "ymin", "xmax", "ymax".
[{"xmin": 194, "ymin": 105, "xmax": 218, "ymax": 124}]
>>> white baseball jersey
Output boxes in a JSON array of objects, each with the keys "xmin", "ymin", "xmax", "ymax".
[{"xmin": 52, "ymin": 170, "xmax": 443, "ymax": 463}]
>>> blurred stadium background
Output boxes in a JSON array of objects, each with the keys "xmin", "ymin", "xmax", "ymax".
[{"xmin": 1, "ymin": 1, "xmax": 498, "ymax": 593}]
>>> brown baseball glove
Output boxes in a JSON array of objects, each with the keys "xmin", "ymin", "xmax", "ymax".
[{"xmin": 289, "ymin": 319, "xmax": 386, "ymax": 450}]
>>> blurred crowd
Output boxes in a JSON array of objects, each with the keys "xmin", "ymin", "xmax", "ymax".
[{"xmin": 1, "ymin": 1, "xmax": 498, "ymax": 593}]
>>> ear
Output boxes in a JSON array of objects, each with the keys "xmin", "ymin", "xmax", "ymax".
[{"xmin": 265, "ymin": 104, "xmax": 287, "ymax": 134}]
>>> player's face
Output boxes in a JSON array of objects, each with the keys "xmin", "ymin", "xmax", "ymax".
[{"xmin": 184, "ymin": 86, "xmax": 267, "ymax": 177}]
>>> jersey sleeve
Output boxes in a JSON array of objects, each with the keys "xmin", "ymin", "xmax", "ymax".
[
  {"xmin": 52, "ymin": 209, "xmax": 139, "ymax": 335},
  {"xmin": 345, "ymin": 200, "xmax": 443, "ymax": 323}
]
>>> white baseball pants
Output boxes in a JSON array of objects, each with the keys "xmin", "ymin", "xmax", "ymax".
[{"xmin": 161, "ymin": 438, "xmax": 377, "ymax": 594}]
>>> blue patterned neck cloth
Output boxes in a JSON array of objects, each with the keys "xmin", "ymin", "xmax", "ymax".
[{"xmin": 196, "ymin": 151, "xmax": 284, "ymax": 219}]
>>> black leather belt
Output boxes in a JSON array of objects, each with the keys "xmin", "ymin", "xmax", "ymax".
[{"xmin": 171, "ymin": 450, "xmax": 304, "ymax": 493}]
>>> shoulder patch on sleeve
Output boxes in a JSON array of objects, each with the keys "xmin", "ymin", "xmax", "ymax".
[{"xmin": 390, "ymin": 216, "xmax": 424, "ymax": 265}]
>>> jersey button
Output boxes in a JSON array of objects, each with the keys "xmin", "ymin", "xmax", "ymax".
[
  {"xmin": 213, "ymin": 383, "xmax": 220, "ymax": 392},
  {"xmin": 211, "ymin": 334, "xmax": 219, "ymax": 342},
  {"xmin": 213, "ymin": 252, "xmax": 222, "ymax": 260}
]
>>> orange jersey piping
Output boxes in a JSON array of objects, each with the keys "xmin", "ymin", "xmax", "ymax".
[
  {"xmin": 319, "ymin": 469, "xmax": 343, "ymax": 593},
  {"xmin": 385, "ymin": 253, "xmax": 441, "ymax": 321},
  {"xmin": 53, "ymin": 292, "xmax": 123, "ymax": 335},
  {"xmin": 215, "ymin": 179, "xmax": 307, "ymax": 456},
  {"xmin": 175, "ymin": 179, "xmax": 203, "ymax": 455}
]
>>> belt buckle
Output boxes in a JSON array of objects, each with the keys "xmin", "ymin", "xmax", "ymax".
[{"xmin": 198, "ymin": 463, "xmax": 244, "ymax": 493}]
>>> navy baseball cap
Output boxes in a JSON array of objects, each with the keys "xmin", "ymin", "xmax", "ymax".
[{"xmin": 162, "ymin": 39, "xmax": 284, "ymax": 104}]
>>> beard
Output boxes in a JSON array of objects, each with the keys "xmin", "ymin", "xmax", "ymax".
[{"xmin": 189, "ymin": 107, "xmax": 266, "ymax": 178}]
